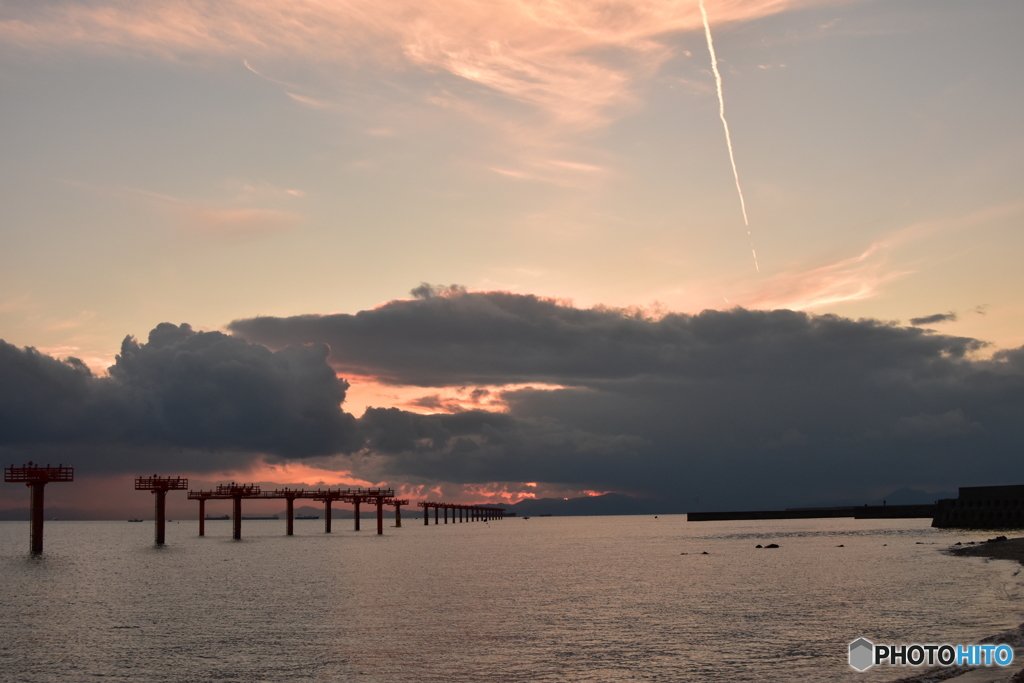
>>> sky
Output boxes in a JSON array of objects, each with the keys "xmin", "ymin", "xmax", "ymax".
[{"xmin": 1, "ymin": 0, "xmax": 1023, "ymax": 516}]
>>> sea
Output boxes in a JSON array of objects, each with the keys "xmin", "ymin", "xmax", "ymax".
[{"xmin": 2, "ymin": 515, "xmax": 1023, "ymax": 682}]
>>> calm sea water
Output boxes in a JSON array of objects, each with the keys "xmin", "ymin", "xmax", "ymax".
[{"xmin": 1, "ymin": 516, "xmax": 1022, "ymax": 682}]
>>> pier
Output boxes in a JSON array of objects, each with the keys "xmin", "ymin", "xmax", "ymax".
[
  {"xmin": 4, "ymin": 462, "xmax": 74, "ymax": 553},
  {"xmin": 135, "ymin": 475, "xmax": 188, "ymax": 544},
  {"xmin": 386, "ymin": 498, "xmax": 409, "ymax": 527},
  {"xmin": 687, "ymin": 504, "xmax": 936, "ymax": 522},
  {"xmin": 417, "ymin": 501, "xmax": 506, "ymax": 525},
  {"xmin": 187, "ymin": 484, "xmax": 399, "ymax": 538}
]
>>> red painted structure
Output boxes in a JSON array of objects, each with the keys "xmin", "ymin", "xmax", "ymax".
[
  {"xmin": 310, "ymin": 487, "xmax": 394, "ymax": 534},
  {"xmin": 417, "ymin": 501, "xmax": 505, "ymax": 525},
  {"xmin": 4, "ymin": 462, "xmax": 74, "ymax": 553},
  {"xmin": 188, "ymin": 484, "xmax": 400, "ymax": 538},
  {"xmin": 383, "ymin": 498, "xmax": 410, "ymax": 528},
  {"xmin": 134, "ymin": 475, "xmax": 188, "ymax": 545}
]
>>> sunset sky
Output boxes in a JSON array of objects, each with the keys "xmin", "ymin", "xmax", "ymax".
[{"xmin": 2, "ymin": 0, "xmax": 1023, "ymax": 516}]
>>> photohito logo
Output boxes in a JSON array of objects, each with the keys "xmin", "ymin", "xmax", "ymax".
[{"xmin": 849, "ymin": 637, "xmax": 1013, "ymax": 672}]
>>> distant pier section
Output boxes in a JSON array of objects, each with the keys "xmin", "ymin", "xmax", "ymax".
[
  {"xmin": 417, "ymin": 501, "xmax": 505, "ymax": 524},
  {"xmin": 687, "ymin": 504, "xmax": 936, "ymax": 522}
]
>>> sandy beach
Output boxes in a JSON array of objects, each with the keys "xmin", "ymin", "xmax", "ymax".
[{"xmin": 891, "ymin": 538, "xmax": 1024, "ymax": 683}]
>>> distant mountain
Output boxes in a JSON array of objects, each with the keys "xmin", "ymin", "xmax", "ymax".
[
  {"xmin": 874, "ymin": 487, "xmax": 957, "ymax": 505},
  {"xmin": 0, "ymin": 506, "xmax": 118, "ymax": 521},
  {"xmin": 509, "ymin": 488, "xmax": 958, "ymax": 517},
  {"xmin": 274, "ymin": 504, "xmax": 409, "ymax": 519},
  {"xmin": 508, "ymin": 493, "xmax": 667, "ymax": 517},
  {"xmin": 0, "ymin": 507, "xmax": 29, "ymax": 521}
]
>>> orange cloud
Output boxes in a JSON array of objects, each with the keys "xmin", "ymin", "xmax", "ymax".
[
  {"xmin": 655, "ymin": 202, "xmax": 1024, "ymax": 316},
  {"xmin": 34, "ymin": 344, "xmax": 115, "ymax": 377},
  {"xmin": 737, "ymin": 242, "xmax": 910, "ymax": 311},
  {"xmin": 733, "ymin": 202, "xmax": 1024, "ymax": 312},
  {"xmin": 342, "ymin": 374, "xmax": 566, "ymax": 416},
  {"xmin": 232, "ymin": 460, "xmax": 377, "ymax": 488}
]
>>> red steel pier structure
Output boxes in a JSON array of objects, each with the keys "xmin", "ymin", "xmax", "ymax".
[
  {"xmin": 188, "ymin": 484, "xmax": 402, "ymax": 539},
  {"xmin": 188, "ymin": 483, "xmax": 261, "ymax": 540},
  {"xmin": 135, "ymin": 475, "xmax": 188, "ymax": 545},
  {"xmin": 384, "ymin": 497, "xmax": 410, "ymax": 528},
  {"xmin": 4, "ymin": 462, "xmax": 74, "ymax": 553},
  {"xmin": 417, "ymin": 501, "xmax": 506, "ymax": 525},
  {"xmin": 308, "ymin": 487, "xmax": 395, "ymax": 535}
]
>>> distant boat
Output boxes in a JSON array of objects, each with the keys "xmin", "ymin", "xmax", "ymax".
[
  {"xmin": 296, "ymin": 514, "xmax": 319, "ymax": 520},
  {"xmin": 128, "ymin": 519, "xmax": 143, "ymax": 522},
  {"xmin": 205, "ymin": 514, "xmax": 230, "ymax": 520},
  {"xmin": 523, "ymin": 516, "xmax": 531, "ymax": 520}
]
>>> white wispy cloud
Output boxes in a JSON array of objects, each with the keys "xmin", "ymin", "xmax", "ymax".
[{"xmin": 1, "ymin": 0, "xmax": 824, "ymax": 130}]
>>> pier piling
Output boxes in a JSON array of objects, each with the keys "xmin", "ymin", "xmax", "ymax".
[
  {"xmin": 416, "ymin": 502, "xmax": 505, "ymax": 527},
  {"xmin": 135, "ymin": 476, "xmax": 188, "ymax": 545},
  {"xmin": 5, "ymin": 462, "xmax": 74, "ymax": 554},
  {"xmin": 233, "ymin": 494, "xmax": 242, "ymax": 540},
  {"xmin": 30, "ymin": 482, "xmax": 44, "ymax": 552}
]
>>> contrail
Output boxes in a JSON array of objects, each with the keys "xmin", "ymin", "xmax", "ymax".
[{"xmin": 699, "ymin": 0, "xmax": 759, "ymax": 273}]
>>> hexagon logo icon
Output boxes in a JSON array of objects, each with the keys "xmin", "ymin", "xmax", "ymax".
[{"xmin": 849, "ymin": 637, "xmax": 874, "ymax": 671}]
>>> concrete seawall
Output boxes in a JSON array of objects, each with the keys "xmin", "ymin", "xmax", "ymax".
[{"xmin": 687, "ymin": 505, "xmax": 935, "ymax": 522}]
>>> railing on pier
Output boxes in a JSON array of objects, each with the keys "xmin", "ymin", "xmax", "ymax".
[{"xmin": 5, "ymin": 463, "xmax": 74, "ymax": 483}]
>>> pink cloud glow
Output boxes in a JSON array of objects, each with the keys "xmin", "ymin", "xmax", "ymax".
[
  {"xmin": 656, "ymin": 202, "xmax": 1024, "ymax": 316},
  {"xmin": 34, "ymin": 344, "xmax": 115, "ymax": 377},
  {"xmin": 231, "ymin": 460, "xmax": 378, "ymax": 489},
  {"xmin": 735, "ymin": 203, "xmax": 1024, "ymax": 312},
  {"xmin": 342, "ymin": 374, "xmax": 566, "ymax": 416},
  {"xmin": 735, "ymin": 242, "xmax": 911, "ymax": 311}
]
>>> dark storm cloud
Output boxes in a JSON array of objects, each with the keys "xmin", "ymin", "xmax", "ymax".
[
  {"xmin": 0, "ymin": 323, "xmax": 359, "ymax": 473},
  {"xmin": 354, "ymin": 406, "xmax": 644, "ymax": 485},
  {"xmin": 230, "ymin": 287, "xmax": 984, "ymax": 388},
  {"xmin": 910, "ymin": 312, "xmax": 958, "ymax": 325},
  {"xmin": 6, "ymin": 291, "xmax": 1023, "ymax": 510},
  {"xmin": 230, "ymin": 287, "xmax": 1024, "ymax": 509}
]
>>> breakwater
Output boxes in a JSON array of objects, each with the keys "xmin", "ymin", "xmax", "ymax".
[{"xmin": 687, "ymin": 504, "xmax": 935, "ymax": 522}]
